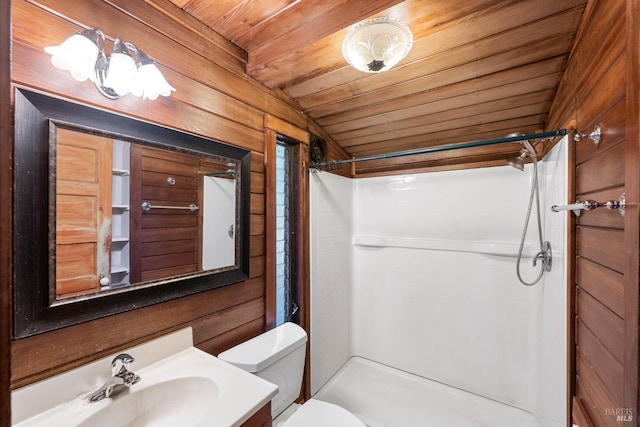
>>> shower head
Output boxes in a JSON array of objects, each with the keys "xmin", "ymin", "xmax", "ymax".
[
  {"xmin": 507, "ymin": 152, "xmax": 527, "ymax": 171},
  {"xmin": 506, "ymin": 132, "xmax": 538, "ymax": 170}
]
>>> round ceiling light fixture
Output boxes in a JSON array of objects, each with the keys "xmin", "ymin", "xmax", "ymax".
[{"xmin": 342, "ymin": 17, "xmax": 413, "ymax": 73}]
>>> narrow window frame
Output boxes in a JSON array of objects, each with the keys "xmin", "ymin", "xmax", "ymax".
[
  {"xmin": 264, "ymin": 117, "xmax": 310, "ymax": 399},
  {"xmin": 275, "ymin": 138, "xmax": 299, "ymax": 326}
]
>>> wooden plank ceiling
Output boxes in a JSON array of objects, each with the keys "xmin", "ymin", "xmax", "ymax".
[{"xmin": 164, "ymin": 0, "xmax": 586, "ymax": 174}]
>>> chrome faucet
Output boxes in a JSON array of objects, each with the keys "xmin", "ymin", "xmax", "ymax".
[{"xmin": 87, "ymin": 353, "xmax": 141, "ymax": 403}]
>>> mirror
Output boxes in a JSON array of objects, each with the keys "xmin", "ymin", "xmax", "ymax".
[
  {"xmin": 14, "ymin": 88, "xmax": 251, "ymax": 338},
  {"xmin": 54, "ymin": 131, "xmax": 239, "ymax": 297}
]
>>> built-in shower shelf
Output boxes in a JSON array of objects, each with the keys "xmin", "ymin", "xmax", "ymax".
[{"xmin": 352, "ymin": 236, "xmax": 535, "ymax": 258}]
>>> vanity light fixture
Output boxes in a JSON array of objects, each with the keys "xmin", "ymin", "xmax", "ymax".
[
  {"xmin": 342, "ymin": 17, "xmax": 413, "ymax": 73},
  {"xmin": 45, "ymin": 28, "xmax": 175, "ymax": 100}
]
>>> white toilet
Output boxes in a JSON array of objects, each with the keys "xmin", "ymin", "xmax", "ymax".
[{"xmin": 218, "ymin": 322, "xmax": 365, "ymax": 427}]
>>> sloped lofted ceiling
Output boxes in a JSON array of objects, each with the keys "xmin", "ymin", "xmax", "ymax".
[{"xmin": 164, "ymin": 0, "xmax": 586, "ymax": 174}]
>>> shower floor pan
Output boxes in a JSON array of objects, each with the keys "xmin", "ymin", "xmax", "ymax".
[{"xmin": 314, "ymin": 357, "xmax": 537, "ymax": 427}]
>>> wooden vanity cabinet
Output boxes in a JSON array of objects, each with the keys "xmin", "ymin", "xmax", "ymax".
[{"xmin": 240, "ymin": 402, "xmax": 272, "ymax": 427}]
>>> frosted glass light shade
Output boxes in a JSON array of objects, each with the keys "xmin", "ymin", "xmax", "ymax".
[
  {"xmin": 45, "ymin": 29, "xmax": 175, "ymax": 101},
  {"xmin": 44, "ymin": 30, "xmax": 99, "ymax": 82},
  {"xmin": 342, "ymin": 18, "xmax": 413, "ymax": 73},
  {"xmin": 103, "ymin": 39, "xmax": 138, "ymax": 97},
  {"xmin": 137, "ymin": 63, "xmax": 176, "ymax": 100}
]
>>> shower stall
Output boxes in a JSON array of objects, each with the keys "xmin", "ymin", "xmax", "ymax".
[{"xmin": 309, "ymin": 137, "xmax": 568, "ymax": 426}]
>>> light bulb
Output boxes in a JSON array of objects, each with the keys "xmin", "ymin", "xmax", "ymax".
[
  {"xmin": 103, "ymin": 39, "xmax": 137, "ymax": 96},
  {"xmin": 135, "ymin": 49, "xmax": 175, "ymax": 100},
  {"xmin": 137, "ymin": 63, "xmax": 176, "ymax": 100}
]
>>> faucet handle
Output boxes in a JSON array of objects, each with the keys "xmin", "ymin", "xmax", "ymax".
[{"xmin": 112, "ymin": 353, "xmax": 135, "ymax": 376}]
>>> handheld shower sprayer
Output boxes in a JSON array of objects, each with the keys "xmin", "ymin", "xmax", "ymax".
[
  {"xmin": 507, "ymin": 136, "xmax": 537, "ymax": 171},
  {"xmin": 507, "ymin": 133, "xmax": 552, "ymax": 286},
  {"xmin": 507, "ymin": 151, "xmax": 527, "ymax": 171}
]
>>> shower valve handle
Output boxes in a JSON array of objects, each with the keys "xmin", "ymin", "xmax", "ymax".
[{"xmin": 532, "ymin": 242, "xmax": 552, "ymax": 273}]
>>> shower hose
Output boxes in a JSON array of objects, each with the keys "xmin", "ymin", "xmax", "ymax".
[{"xmin": 515, "ymin": 154, "xmax": 549, "ymax": 286}]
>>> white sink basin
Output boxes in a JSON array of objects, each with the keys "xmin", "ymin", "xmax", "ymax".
[
  {"xmin": 12, "ymin": 328, "xmax": 278, "ymax": 427},
  {"xmin": 78, "ymin": 376, "xmax": 218, "ymax": 427}
]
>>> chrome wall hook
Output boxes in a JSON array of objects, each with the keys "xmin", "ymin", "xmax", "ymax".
[{"xmin": 574, "ymin": 124, "xmax": 602, "ymax": 145}]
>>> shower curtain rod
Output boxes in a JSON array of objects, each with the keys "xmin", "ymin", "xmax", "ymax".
[{"xmin": 310, "ymin": 129, "xmax": 567, "ymax": 169}]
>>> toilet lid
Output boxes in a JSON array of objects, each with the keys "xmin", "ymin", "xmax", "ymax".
[{"xmin": 283, "ymin": 399, "xmax": 366, "ymax": 427}]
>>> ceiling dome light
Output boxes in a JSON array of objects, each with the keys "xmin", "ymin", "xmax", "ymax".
[{"xmin": 342, "ymin": 17, "xmax": 413, "ymax": 73}]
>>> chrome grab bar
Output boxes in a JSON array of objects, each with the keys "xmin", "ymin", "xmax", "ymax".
[
  {"xmin": 141, "ymin": 202, "xmax": 199, "ymax": 212},
  {"xmin": 551, "ymin": 194, "xmax": 625, "ymax": 217}
]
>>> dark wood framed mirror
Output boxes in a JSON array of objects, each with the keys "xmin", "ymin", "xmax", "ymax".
[{"xmin": 13, "ymin": 88, "xmax": 251, "ymax": 338}]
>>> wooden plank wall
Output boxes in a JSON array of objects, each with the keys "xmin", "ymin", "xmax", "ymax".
[
  {"xmin": 546, "ymin": 0, "xmax": 639, "ymax": 424},
  {"xmin": 7, "ymin": 0, "xmax": 331, "ymax": 390}
]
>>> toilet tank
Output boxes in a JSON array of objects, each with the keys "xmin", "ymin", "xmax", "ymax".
[{"xmin": 218, "ymin": 322, "xmax": 308, "ymax": 417}]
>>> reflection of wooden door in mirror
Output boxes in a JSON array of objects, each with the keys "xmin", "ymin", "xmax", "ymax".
[
  {"xmin": 55, "ymin": 129, "xmax": 112, "ymax": 298},
  {"xmin": 130, "ymin": 145, "xmax": 200, "ymax": 283}
]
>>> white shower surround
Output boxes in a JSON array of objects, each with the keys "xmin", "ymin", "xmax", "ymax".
[{"xmin": 310, "ymin": 137, "xmax": 567, "ymax": 426}]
